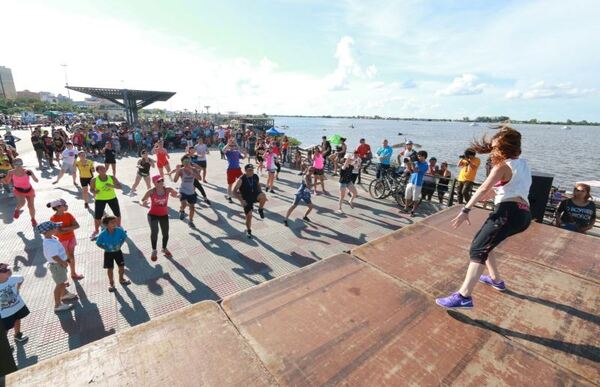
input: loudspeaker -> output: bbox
[528,172,554,222]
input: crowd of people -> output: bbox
[0,119,596,349]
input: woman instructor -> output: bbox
[436,126,532,309]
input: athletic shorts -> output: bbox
[256,156,264,163]
[1,306,30,331]
[405,183,422,201]
[197,160,207,168]
[104,158,116,165]
[60,237,77,252]
[293,192,312,206]
[180,192,198,204]
[48,263,68,284]
[80,177,92,187]
[340,182,354,189]
[313,168,324,176]
[103,250,125,269]
[61,163,76,174]
[267,167,276,174]
[94,198,121,220]
[227,168,243,185]
[470,202,531,264]
[157,160,169,168]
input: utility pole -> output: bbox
[205,105,210,116]
[61,64,71,99]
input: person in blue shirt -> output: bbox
[96,215,130,292]
[403,150,429,216]
[375,139,393,178]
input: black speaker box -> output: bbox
[528,172,554,222]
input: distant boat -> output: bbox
[470,123,478,127]
[349,124,354,128]
[562,126,572,130]
[397,132,403,136]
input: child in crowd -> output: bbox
[0,263,30,344]
[38,221,78,312]
[48,199,84,281]
[95,215,130,292]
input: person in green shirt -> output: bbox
[89,165,122,240]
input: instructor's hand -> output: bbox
[451,211,471,229]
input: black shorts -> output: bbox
[313,168,324,176]
[256,156,264,163]
[197,160,207,168]
[180,192,198,204]
[80,177,92,187]
[105,158,116,165]
[103,250,125,269]
[469,202,531,264]
[95,198,121,219]
[1,305,30,330]
[243,195,258,214]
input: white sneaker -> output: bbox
[61,292,78,301]
[54,303,73,312]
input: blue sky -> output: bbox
[2,0,600,121]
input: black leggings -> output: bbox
[148,214,169,250]
[469,202,531,264]
[193,179,207,198]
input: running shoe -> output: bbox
[265,187,269,192]
[283,219,288,227]
[479,275,507,291]
[303,216,311,222]
[151,250,158,262]
[61,292,78,301]
[54,303,73,312]
[258,208,265,219]
[162,248,173,258]
[435,292,473,309]
[246,229,252,238]
[31,219,38,227]
[179,211,185,220]
[84,203,89,209]
[204,198,211,205]
[228,197,234,204]
[13,209,21,219]
[14,332,28,343]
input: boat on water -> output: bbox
[470,123,478,127]
[562,126,572,130]
[349,124,354,128]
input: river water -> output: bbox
[275,116,600,188]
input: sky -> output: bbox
[1,0,600,121]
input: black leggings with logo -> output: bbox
[148,214,169,250]
[469,201,531,264]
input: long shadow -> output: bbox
[123,238,166,295]
[14,231,47,278]
[72,282,115,347]
[56,186,82,200]
[268,210,331,244]
[163,255,220,303]
[504,289,600,326]
[0,195,16,224]
[447,311,600,363]
[115,285,151,326]
[251,232,318,269]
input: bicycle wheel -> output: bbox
[394,189,406,207]
[369,179,388,199]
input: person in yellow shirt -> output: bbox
[456,149,480,204]
[75,151,95,209]
[0,148,13,197]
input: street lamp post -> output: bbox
[60,64,71,99]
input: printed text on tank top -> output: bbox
[149,189,169,216]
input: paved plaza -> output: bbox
[1,131,442,368]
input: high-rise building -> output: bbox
[0,66,17,99]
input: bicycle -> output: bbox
[368,167,406,199]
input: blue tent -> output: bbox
[266,127,284,136]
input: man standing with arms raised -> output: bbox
[223,139,246,203]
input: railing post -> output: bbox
[448,178,458,206]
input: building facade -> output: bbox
[0,66,17,99]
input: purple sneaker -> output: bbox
[479,275,506,291]
[435,292,473,309]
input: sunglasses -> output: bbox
[573,188,586,193]
[156,179,164,183]
[0,266,10,273]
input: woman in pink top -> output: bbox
[5,158,39,226]
[153,141,171,179]
[264,147,276,193]
[312,147,327,195]
[141,175,178,262]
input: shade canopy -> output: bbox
[266,127,284,136]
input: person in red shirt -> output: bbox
[141,175,179,261]
[355,138,372,184]
[48,199,84,280]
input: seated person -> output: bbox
[554,183,596,233]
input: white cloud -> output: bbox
[505,81,598,99]
[435,74,486,96]
[324,36,377,91]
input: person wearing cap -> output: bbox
[38,221,78,312]
[0,262,30,344]
[52,142,78,186]
[74,151,95,209]
[284,167,314,226]
[90,165,123,240]
[223,139,246,203]
[403,150,429,216]
[397,140,417,167]
[233,164,267,238]
[5,158,39,227]
[142,175,179,261]
[48,199,84,281]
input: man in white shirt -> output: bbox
[39,221,78,312]
[52,142,78,186]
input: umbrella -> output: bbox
[328,134,342,145]
[266,127,283,136]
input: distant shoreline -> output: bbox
[270,115,600,127]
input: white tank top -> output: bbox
[494,158,532,205]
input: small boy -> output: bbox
[0,263,30,343]
[38,221,78,312]
[95,215,130,292]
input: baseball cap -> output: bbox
[406,140,414,145]
[37,221,63,234]
[152,175,164,184]
[49,198,67,208]
[244,163,254,170]
[0,263,10,273]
